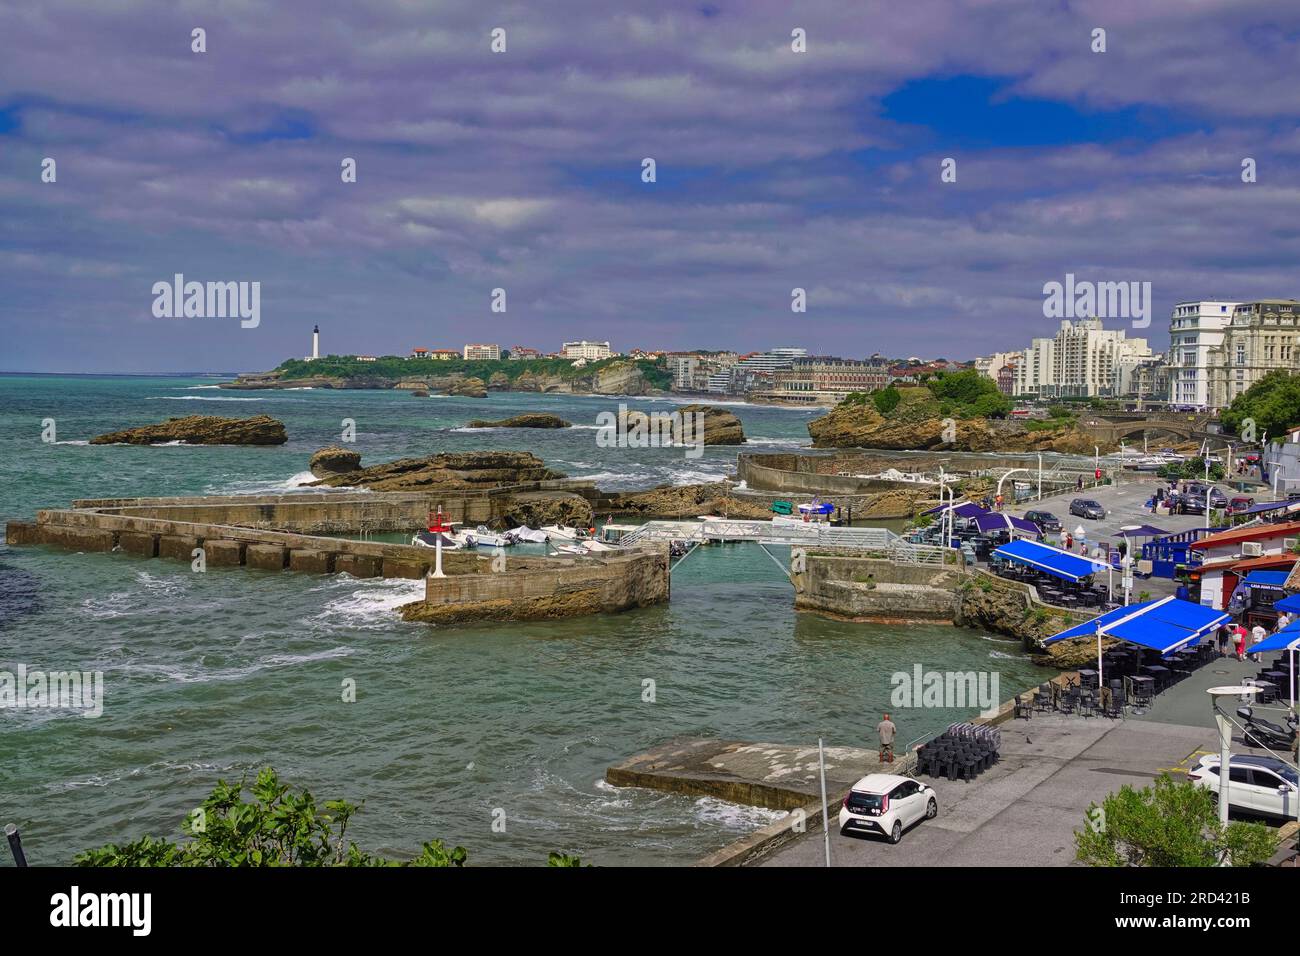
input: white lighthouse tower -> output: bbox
[310,324,320,361]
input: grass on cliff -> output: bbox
[841,370,1011,421]
[273,355,672,389]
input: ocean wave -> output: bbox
[122,645,355,684]
[449,426,493,433]
[314,579,426,629]
[210,471,331,495]
[52,440,89,446]
[186,384,222,390]
[149,395,264,402]
[692,797,786,830]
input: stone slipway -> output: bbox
[606,738,915,812]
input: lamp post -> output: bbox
[1208,684,1261,860]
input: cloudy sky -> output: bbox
[2,0,1299,373]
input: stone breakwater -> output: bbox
[5,487,670,624]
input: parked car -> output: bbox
[1228,495,1256,515]
[839,774,938,844]
[1188,754,1298,820]
[1024,510,1061,533]
[1176,495,1206,516]
[1069,498,1105,520]
[1187,484,1228,509]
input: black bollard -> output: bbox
[5,824,28,867]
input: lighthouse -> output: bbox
[311,324,320,360]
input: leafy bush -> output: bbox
[1075,774,1277,867]
[872,385,902,414]
[1220,369,1300,441]
[73,768,471,867]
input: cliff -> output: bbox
[90,415,288,446]
[619,404,745,445]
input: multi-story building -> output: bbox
[1125,356,1170,405]
[429,349,459,361]
[509,346,542,360]
[561,340,612,360]
[1167,301,1238,408]
[463,343,501,361]
[974,351,1020,382]
[758,356,890,405]
[410,347,430,359]
[1206,300,1300,409]
[996,362,1017,395]
[1010,318,1151,398]
[710,348,808,394]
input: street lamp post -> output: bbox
[1208,685,1261,863]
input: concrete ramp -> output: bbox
[606,737,915,811]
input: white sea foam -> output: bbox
[693,797,786,829]
[124,645,355,684]
[53,440,89,445]
[148,395,265,402]
[186,384,222,389]
[315,579,426,629]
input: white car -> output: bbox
[838,773,938,844]
[1188,754,1298,820]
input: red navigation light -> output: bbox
[427,507,452,534]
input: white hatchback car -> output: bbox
[838,773,938,844]
[1188,754,1298,820]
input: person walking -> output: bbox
[1234,624,1248,662]
[1251,621,1267,662]
[1217,623,1231,657]
[876,712,897,764]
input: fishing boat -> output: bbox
[772,499,835,526]
[460,526,515,548]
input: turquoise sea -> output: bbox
[0,374,1047,865]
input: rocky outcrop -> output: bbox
[309,446,362,478]
[466,413,572,429]
[410,390,429,397]
[309,451,562,491]
[90,415,288,446]
[619,404,745,445]
[601,482,772,519]
[445,377,488,398]
[808,402,1107,453]
[487,371,511,390]
[498,491,594,528]
[954,573,1095,663]
[511,360,657,396]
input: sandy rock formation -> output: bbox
[309,446,362,478]
[445,377,488,398]
[466,413,572,429]
[618,404,745,445]
[602,482,771,519]
[309,451,562,491]
[90,415,288,445]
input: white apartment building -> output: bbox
[463,343,501,360]
[1011,318,1151,398]
[1167,300,1238,409]
[974,351,1020,381]
[561,340,612,361]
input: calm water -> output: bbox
[0,375,1046,865]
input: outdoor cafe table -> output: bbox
[1077,669,1098,689]
[1129,675,1155,705]
[1141,664,1171,691]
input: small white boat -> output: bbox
[508,525,550,544]
[554,539,620,555]
[412,530,463,550]
[540,524,586,541]
[464,526,514,548]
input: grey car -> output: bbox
[1069,498,1105,520]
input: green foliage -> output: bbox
[272,354,672,390]
[839,391,869,407]
[1156,458,1225,481]
[1220,369,1300,441]
[73,767,469,867]
[547,852,588,867]
[1075,774,1278,867]
[871,385,901,415]
[925,369,1011,419]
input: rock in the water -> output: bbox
[466,413,571,429]
[445,377,487,398]
[498,490,594,528]
[410,389,429,397]
[309,446,362,478]
[90,415,287,446]
[310,451,562,490]
[602,482,770,518]
[617,404,745,445]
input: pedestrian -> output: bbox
[1217,624,1231,657]
[1076,475,1084,491]
[1234,624,1248,661]
[1064,532,1073,551]
[876,712,896,764]
[1276,611,1292,633]
[994,493,1003,512]
[1251,621,1266,662]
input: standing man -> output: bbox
[876,712,897,764]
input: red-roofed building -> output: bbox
[409,347,430,359]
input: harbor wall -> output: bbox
[403,547,670,624]
[794,555,964,621]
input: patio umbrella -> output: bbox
[1117,524,1170,538]
[1250,623,1300,708]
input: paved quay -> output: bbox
[758,655,1292,867]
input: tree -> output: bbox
[74,768,467,867]
[871,385,901,414]
[1075,774,1277,867]
[1220,369,1300,441]
[926,369,1011,418]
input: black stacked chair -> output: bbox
[915,723,1001,784]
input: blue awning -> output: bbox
[973,513,1040,536]
[1244,570,1290,590]
[922,502,988,519]
[1252,622,1300,654]
[1273,593,1300,614]
[1240,500,1292,515]
[991,539,1109,582]
[1044,597,1229,655]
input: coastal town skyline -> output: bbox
[5,2,1300,373]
